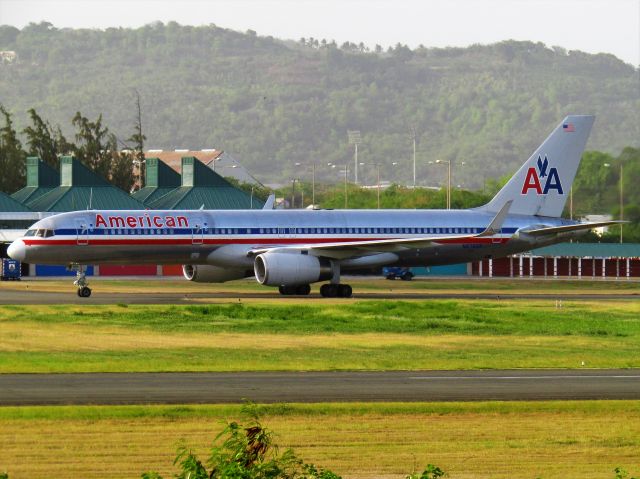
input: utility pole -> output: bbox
[312,163,316,208]
[620,163,624,243]
[344,164,348,209]
[377,164,381,209]
[348,130,361,184]
[447,160,451,209]
[411,127,417,188]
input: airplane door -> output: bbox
[192,217,204,245]
[76,219,89,246]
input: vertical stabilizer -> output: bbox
[482,115,594,217]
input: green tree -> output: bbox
[22,108,72,169]
[71,111,113,179]
[126,90,147,188]
[109,149,136,192]
[0,105,26,193]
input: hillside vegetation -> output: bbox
[0,21,638,187]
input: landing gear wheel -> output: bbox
[320,284,339,298]
[338,284,352,298]
[72,264,92,298]
[296,284,311,295]
[78,286,92,298]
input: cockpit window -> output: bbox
[35,229,45,237]
[24,229,36,237]
[44,229,54,238]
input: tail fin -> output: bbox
[482,115,595,217]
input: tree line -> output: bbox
[0,101,145,193]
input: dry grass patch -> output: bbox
[1,403,638,478]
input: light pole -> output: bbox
[619,161,624,243]
[348,130,361,184]
[291,178,298,209]
[429,159,451,209]
[295,162,316,208]
[411,127,417,188]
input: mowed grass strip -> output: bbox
[1,277,639,295]
[1,401,639,479]
[0,300,639,372]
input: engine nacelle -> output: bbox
[254,252,332,286]
[182,264,251,283]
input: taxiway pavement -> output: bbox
[1,370,639,405]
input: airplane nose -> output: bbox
[7,240,26,262]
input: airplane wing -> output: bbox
[521,220,627,236]
[249,201,513,259]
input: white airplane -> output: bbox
[8,115,621,298]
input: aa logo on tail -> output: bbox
[521,155,564,195]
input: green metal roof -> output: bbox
[27,186,145,212]
[131,157,182,206]
[145,156,263,210]
[531,242,640,258]
[11,157,59,205]
[25,156,144,212]
[0,191,32,212]
[132,187,176,205]
[146,185,261,210]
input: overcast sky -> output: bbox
[1,0,638,66]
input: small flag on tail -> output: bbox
[562,123,575,132]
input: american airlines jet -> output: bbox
[7,115,620,298]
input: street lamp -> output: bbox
[410,127,417,188]
[290,178,299,209]
[347,130,361,184]
[428,160,465,209]
[619,161,624,243]
[295,162,316,208]
[429,159,451,209]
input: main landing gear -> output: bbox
[319,262,352,298]
[319,283,352,298]
[72,264,92,298]
[277,262,353,298]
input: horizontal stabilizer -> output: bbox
[523,220,627,236]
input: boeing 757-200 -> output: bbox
[7,115,622,298]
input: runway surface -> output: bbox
[2,369,639,405]
[0,289,638,304]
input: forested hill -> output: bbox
[0,22,638,186]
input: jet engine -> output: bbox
[254,252,332,286]
[182,264,251,283]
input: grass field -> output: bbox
[0,295,639,372]
[2,277,640,295]
[1,401,639,479]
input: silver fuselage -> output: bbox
[10,208,575,269]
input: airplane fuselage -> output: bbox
[11,208,575,268]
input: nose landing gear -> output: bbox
[72,265,92,298]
